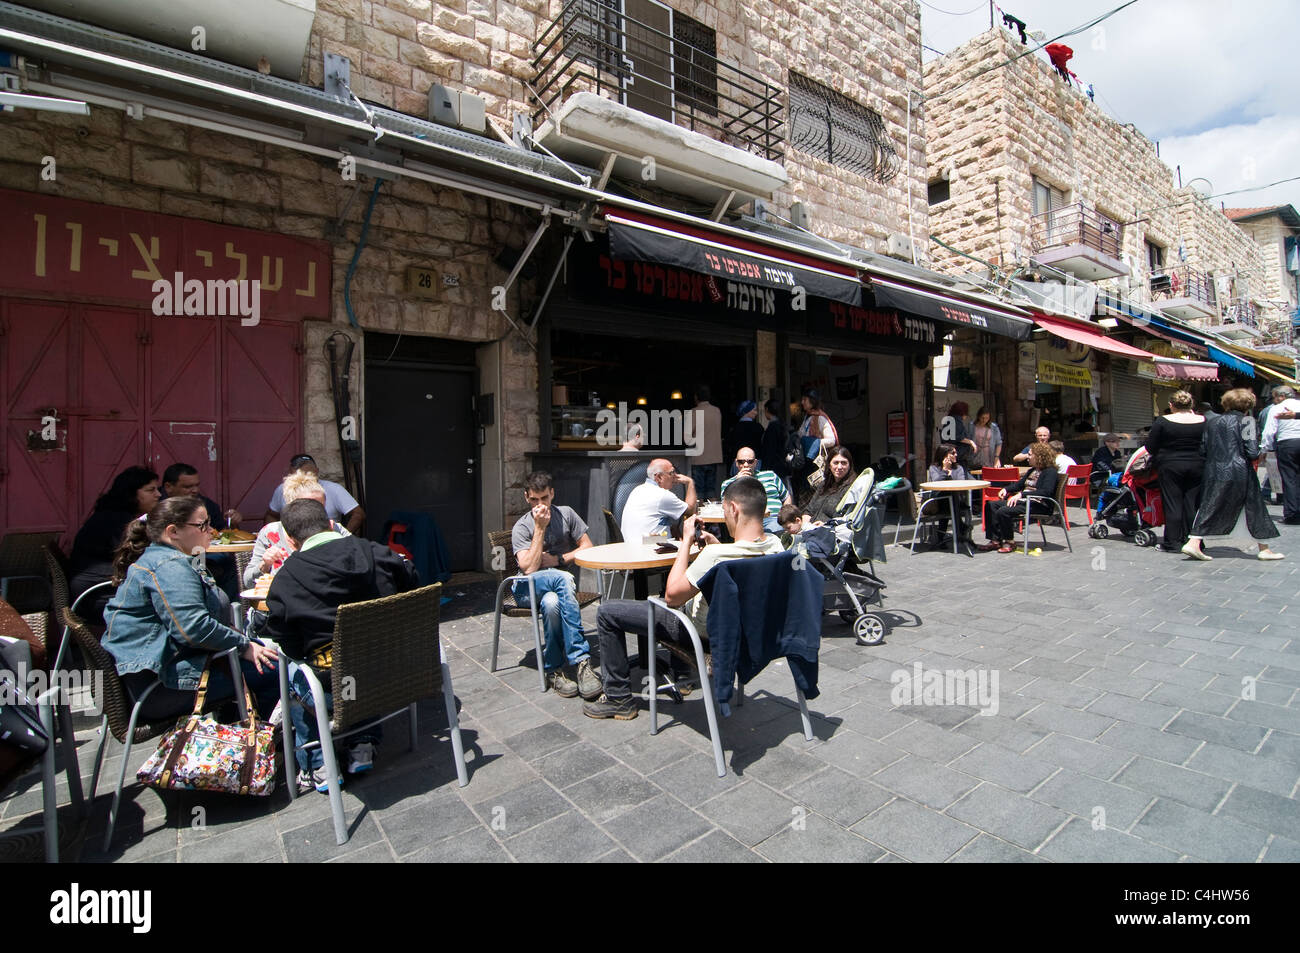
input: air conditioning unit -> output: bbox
[885,233,914,261]
[429,84,486,134]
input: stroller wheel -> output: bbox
[1135,529,1156,547]
[854,613,886,646]
[838,610,857,625]
[1091,524,1109,538]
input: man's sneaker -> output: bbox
[583,694,638,720]
[575,658,602,700]
[296,766,342,794]
[347,742,375,775]
[547,666,579,698]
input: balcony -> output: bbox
[1203,298,1262,341]
[1029,203,1129,281]
[1150,265,1218,321]
[529,0,788,206]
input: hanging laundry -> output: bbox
[1086,83,1095,101]
[1001,11,1028,44]
[1045,43,1075,83]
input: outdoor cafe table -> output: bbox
[696,503,726,523]
[572,541,698,683]
[917,480,990,557]
[207,540,256,553]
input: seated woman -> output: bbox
[979,442,1060,553]
[101,496,278,722]
[803,446,858,525]
[243,472,351,588]
[68,466,162,622]
[921,443,973,543]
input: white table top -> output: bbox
[920,480,990,492]
[572,541,698,570]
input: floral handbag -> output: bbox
[137,662,278,796]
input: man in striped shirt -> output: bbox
[721,448,791,534]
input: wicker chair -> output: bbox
[0,531,59,613]
[63,608,191,852]
[278,583,468,846]
[487,530,599,693]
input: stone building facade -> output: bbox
[1,0,936,557]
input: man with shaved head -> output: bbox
[620,457,697,541]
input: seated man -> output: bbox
[511,471,600,700]
[584,476,783,720]
[1012,426,1052,464]
[264,453,365,535]
[720,448,791,534]
[264,499,417,791]
[1091,433,1126,476]
[162,462,243,529]
[1049,440,1077,475]
[620,458,696,541]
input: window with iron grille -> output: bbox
[673,11,718,117]
[787,71,900,182]
[564,0,620,76]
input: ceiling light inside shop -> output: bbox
[670,391,683,400]
[636,397,647,405]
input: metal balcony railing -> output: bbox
[1223,298,1259,329]
[1149,265,1217,308]
[1030,203,1124,258]
[530,0,785,161]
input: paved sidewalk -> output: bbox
[3,509,1298,863]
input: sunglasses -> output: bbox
[735,458,756,466]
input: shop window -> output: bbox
[788,71,901,182]
[673,11,718,116]
[928,179,951,205]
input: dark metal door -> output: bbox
[364,361,479,571]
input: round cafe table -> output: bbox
[696,504,726,523]
[572,541,698,684]
[917,480,990,557]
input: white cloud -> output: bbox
[1159,115,1300,212]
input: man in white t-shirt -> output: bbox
[264,453,365,534]
[1049,440,1077,475]
[620,458,696,540]
[585,476,783,720]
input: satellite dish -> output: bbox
[1187,178,1213,199]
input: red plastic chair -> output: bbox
[977,466,1021,535]
[1062,463,1094,528]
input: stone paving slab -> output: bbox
[5,516,1298,862]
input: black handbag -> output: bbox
[785,430,807,472]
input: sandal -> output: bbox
[977,541,1001,552]
[997,544,1014,554]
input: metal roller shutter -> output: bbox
[1111,370,1155,432]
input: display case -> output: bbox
[553,405,607,451]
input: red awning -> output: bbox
[1033,313,1156,359]
[1153,359,1219,381]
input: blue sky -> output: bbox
[920,0,1300,213]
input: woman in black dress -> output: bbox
[1182,389,1283,561]
[1144,391,1205,552]
[69,466,162,600]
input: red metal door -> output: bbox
[147,313,221,506]
[76,306,146,525]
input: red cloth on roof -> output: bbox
[1045,44,1074,69]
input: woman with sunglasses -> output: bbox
[101,496,279,722]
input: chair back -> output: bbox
[611,459,651,525]
[602,508,624,545]
[62,608,136,743]
[330,583,443,732]
[234,549,253,586]
[43,544,70,619]
[487,530,521,579]
[1064,464,1093,492]
[0,531,60,613]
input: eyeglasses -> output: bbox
[185,519,211,531]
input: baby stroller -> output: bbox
[796,469,891,646]
[1088,447,1164,546]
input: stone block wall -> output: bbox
[0,110,539,497]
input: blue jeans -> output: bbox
[288,662,381,773]
[692,464,721,500]
[511,568,590,672]
[763,515,782,534]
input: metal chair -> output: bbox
[487,530,599,692]
[977,466,1021,536]
[62,607,242,852]
[1018,478,1073,555]
[644,552,818,778]
[278,583,468,846]
[599,508,631,599]
[873,479,914,546]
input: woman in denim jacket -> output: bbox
[102,496,279,721]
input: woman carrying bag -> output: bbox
[101,496,279,722]
[795,388,838,498]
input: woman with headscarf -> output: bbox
[1181,389,1283,561]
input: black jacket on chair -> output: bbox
[264,536,418,661]
[698,551,821,707]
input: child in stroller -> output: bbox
[788,469,892,645]
[1089,446,1164,546]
